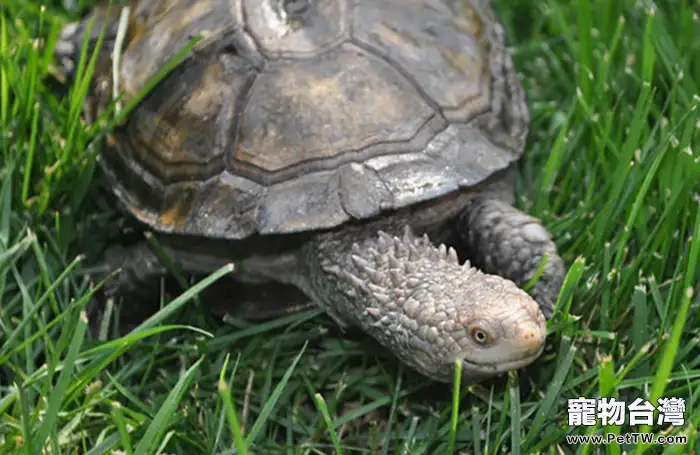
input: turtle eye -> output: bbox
[470,327,491,346]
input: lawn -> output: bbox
[0,0,698,454]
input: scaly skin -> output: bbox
[299,223,548,382]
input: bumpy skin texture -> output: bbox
[303,220,548,382]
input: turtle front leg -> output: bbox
[456,197,566,318]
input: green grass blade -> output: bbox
[633,204,700,454]
[314,393,344,455]
[448,359,463,455]
[244,342,307,446]
[132,357,203,455]
[218,378,249,455]
[508,370,521,455]
[32,310,89,449]
[130,264,234,334]
[523,340,577,449]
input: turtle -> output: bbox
[56,0,566,383]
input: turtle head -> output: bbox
[439,283,547,382]
[324,227,547,383]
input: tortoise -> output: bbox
[56,0,566,383]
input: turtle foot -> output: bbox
[457,197,566,318]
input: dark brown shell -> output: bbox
[82,0,529,239]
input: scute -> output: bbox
[352,0,492,121]
[232,44,435,174]
[88,0,528,239]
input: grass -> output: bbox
[0,0,699,453]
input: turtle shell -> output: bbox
[85,0,529,239]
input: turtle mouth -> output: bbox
[459,344,545,376]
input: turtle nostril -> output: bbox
[515,324,545,351]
